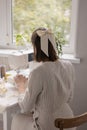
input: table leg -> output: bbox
[3,104,20,130]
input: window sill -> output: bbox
[0,48,33,57]
[0,49,80,64]
[60,54,80,64]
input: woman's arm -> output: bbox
[18,70,43,113]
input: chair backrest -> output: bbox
[55,112,87,130]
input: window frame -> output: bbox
[62,0,79,54]
[0,0,13,49]
[0,0,78,54]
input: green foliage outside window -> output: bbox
[13,0,71,55]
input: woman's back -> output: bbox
[32,59,75,130]
[11,27,76,130]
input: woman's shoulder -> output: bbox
[58,59,74,75]
[59,59,73,68]
[60,59,75,77]
[30,63,45,77]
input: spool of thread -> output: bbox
[0,65,6,78]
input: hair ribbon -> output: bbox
[36,29,56,56]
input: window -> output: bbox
[12,0,72,54]
[0,0,78,54]
[0,0,12,48]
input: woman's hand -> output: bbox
[14,74,28,93]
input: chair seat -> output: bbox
[55,112,87,130]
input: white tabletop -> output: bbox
[0,62,41,113]
[0,68,31,113]
[0,81,19,113]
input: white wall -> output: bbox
[71,0,87,129]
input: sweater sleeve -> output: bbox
[18,69,43,113]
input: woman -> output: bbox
[11,27,76,130]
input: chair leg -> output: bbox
[60,125,63,130]
[59,121,64,130]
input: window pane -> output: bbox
[12,0,71,47]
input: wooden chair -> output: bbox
[55,112,87,130]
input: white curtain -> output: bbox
[0,54,29,71]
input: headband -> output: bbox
[36,29,56,56]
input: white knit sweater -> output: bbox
[18,59,75,130]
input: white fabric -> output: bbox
[11,59,76,130]
[0,96,18,113]
[36,29,56,56]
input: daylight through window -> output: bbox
[12,0,71,53]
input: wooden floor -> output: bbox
[0,121,3,130]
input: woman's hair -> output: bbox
[31,27,58,62]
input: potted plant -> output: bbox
[55,31,66,56]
